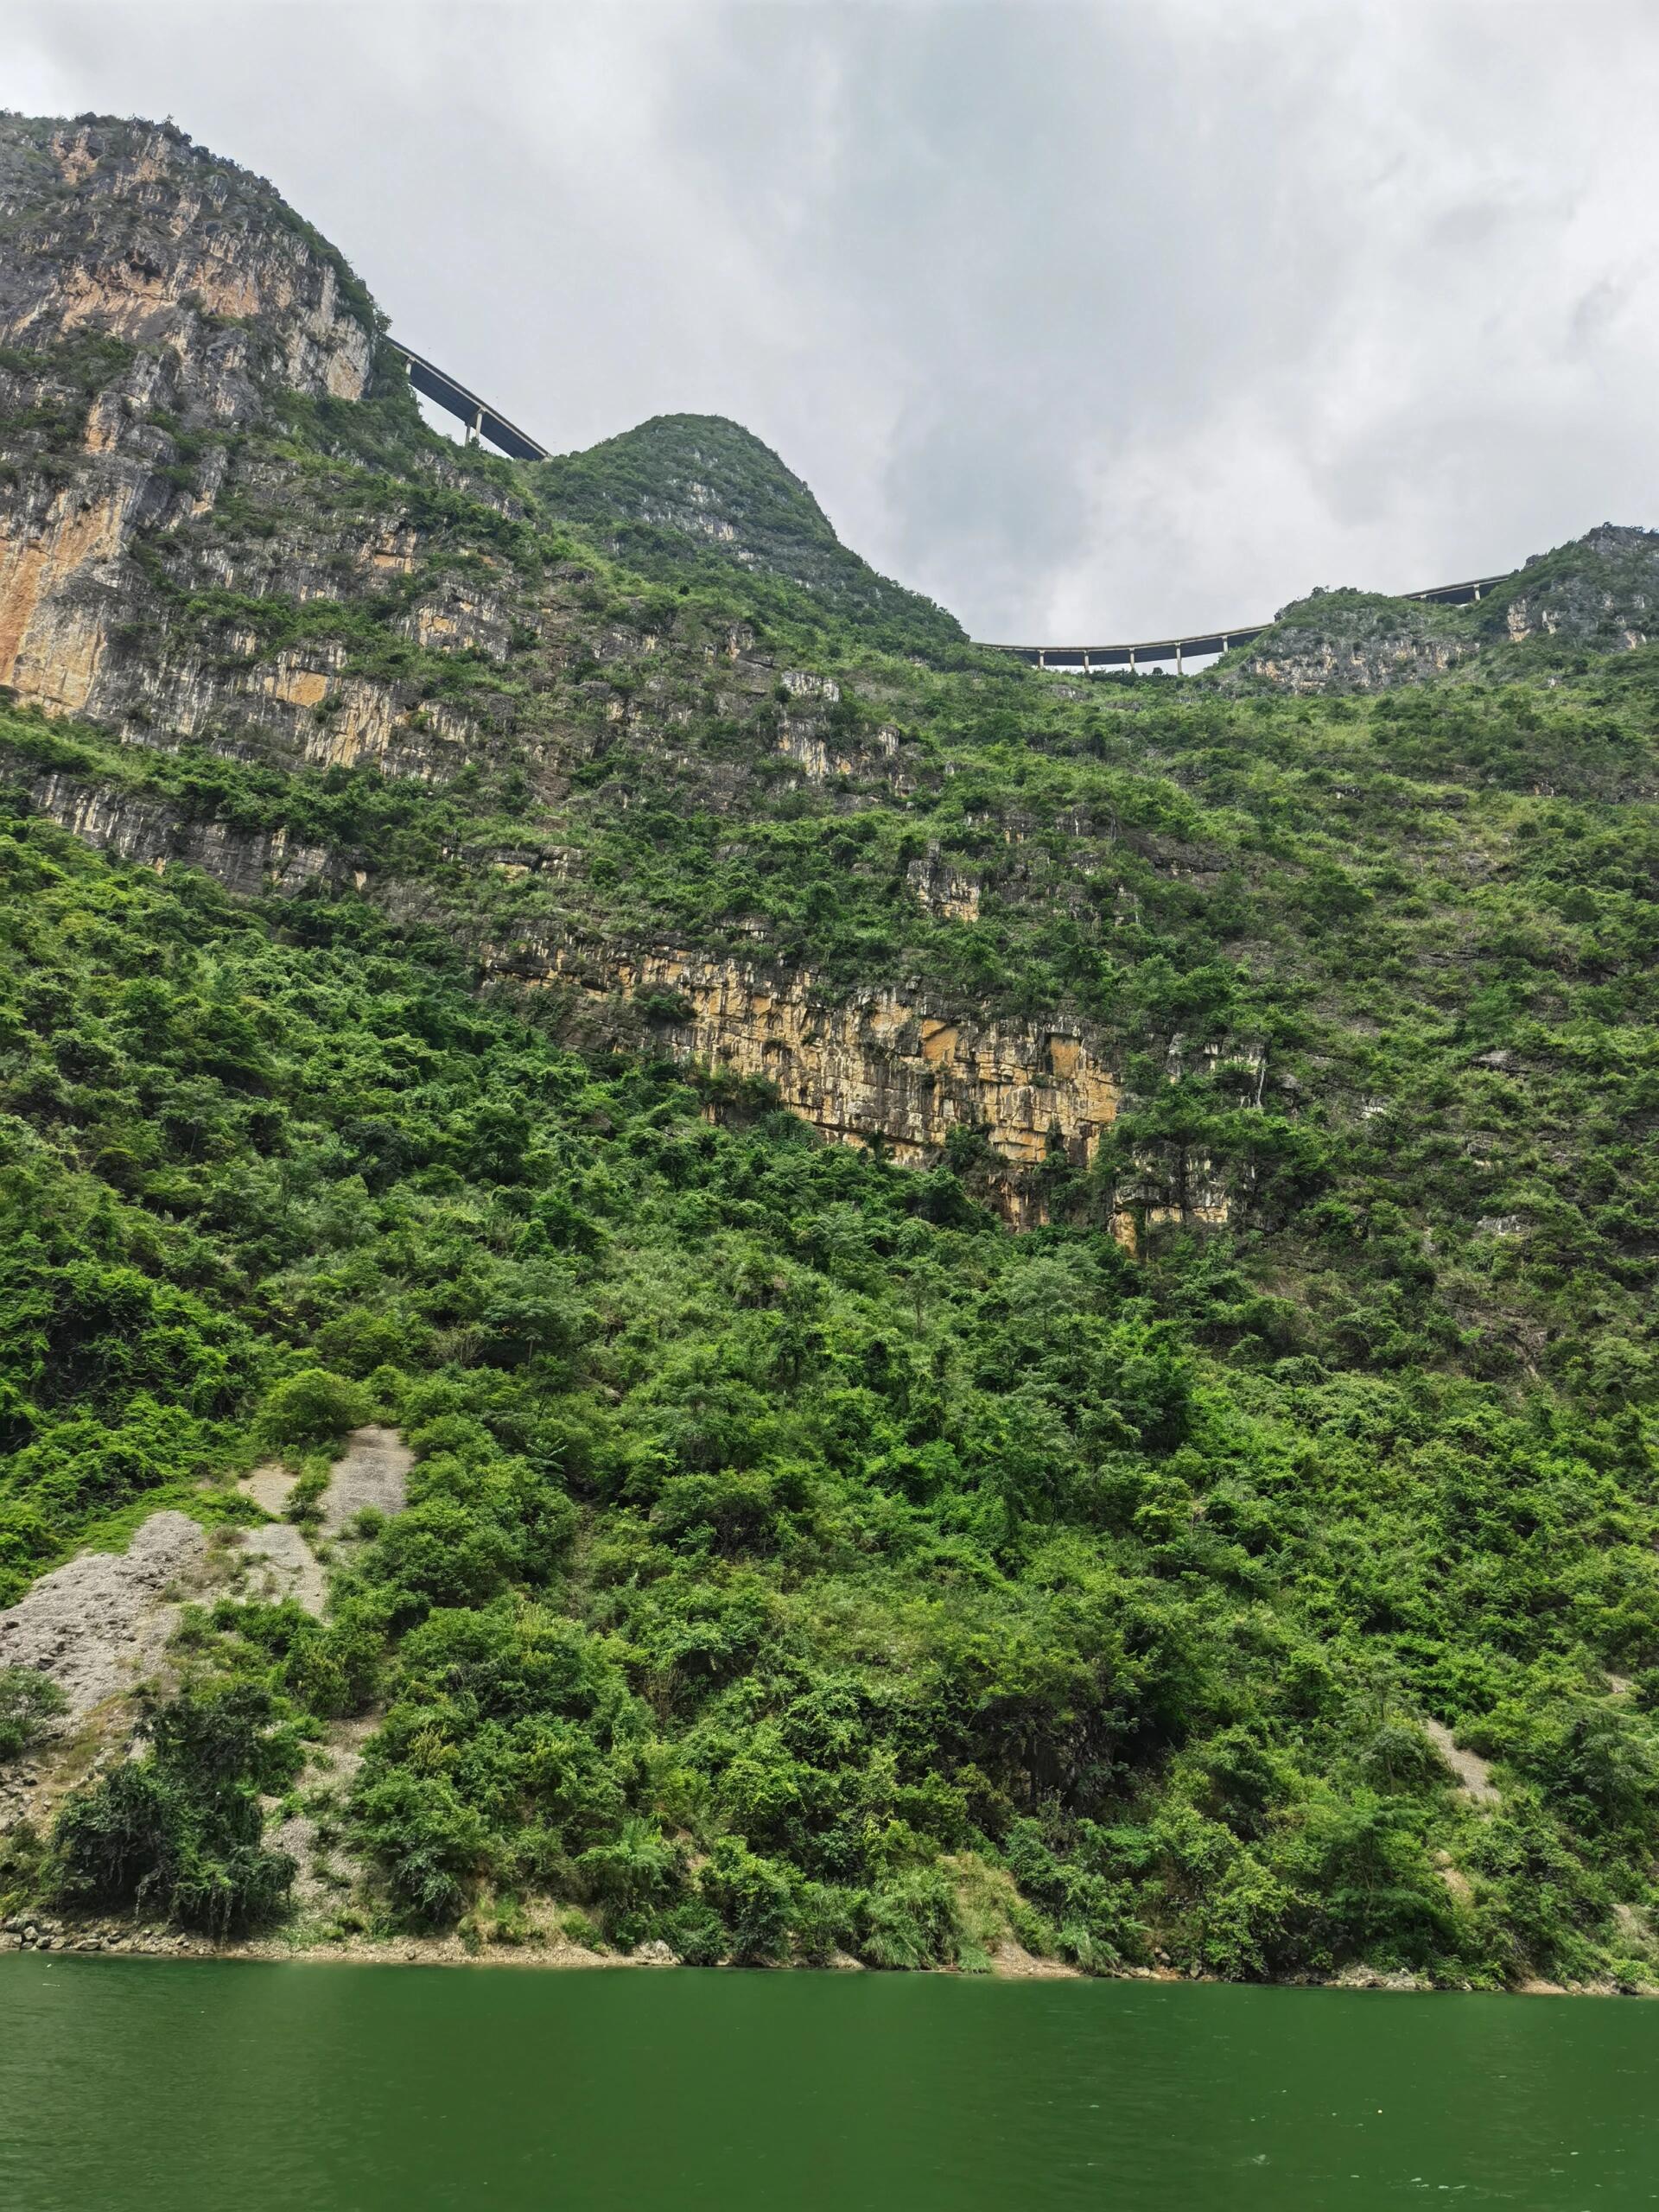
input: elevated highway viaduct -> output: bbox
[987,574,1506,673]
[386,338,1510,671]
[386,339,550,464]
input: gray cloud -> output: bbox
[4,0,1657,639]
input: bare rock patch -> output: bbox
[229,1426,411,1617]
[238,1464,298,1516]
[0,1510,209,1720]
[321,1424,414,1536]
[1423,1719,1500,1804]
[236,1520,328,1614]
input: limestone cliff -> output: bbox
[1217,590,1473,695]
[0,108,1250,1240]
[499,938,1120,1218]
[1488,524,1656,652]
[0,118,373,406]
[7,736,1125,1223]
[0,115,376,720]
[10,758,352,895]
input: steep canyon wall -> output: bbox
[0,114,1218,1231]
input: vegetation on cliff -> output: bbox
[1,112,1658,1985]
[1220,524,1659,694]
[532,411,963,657]
[3,653,1659,1979]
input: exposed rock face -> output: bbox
[232,1427,411,1616]
[0,302,231,716]
[499,938,1121,1216]
[1494,524,1656,652]
[0,425,505,772]
[319,1426,413,1538]
[0,118,374,412]
[10,759,352,894]
[15,751,1137,1224]
[1218,526,1659,694]
[905,843,982,921]
[774,715,906,789]
[118,638,486,782]
[1218,591,1472,694]
[0,1510,208,1721]
[0,114,378,735]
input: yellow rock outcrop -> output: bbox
[499,942,1121,1219]
[0,486,138,710]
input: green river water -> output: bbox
[3,1956,1657,2210]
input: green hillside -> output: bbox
[1,112,1658,1987]
[531,412,964,654]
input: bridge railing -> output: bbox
[385,339,550,463]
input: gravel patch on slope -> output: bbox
[321,1426,412,1535]
[229,1427,412,1618]
[0,1510,208,1719]
[1424,1719,1500,1804]
[227,1424,416,1618]
[238,1465,297,1516]
[236,1520,328,1614]
[233,1464,326,1612]
[229,1430,417,1916]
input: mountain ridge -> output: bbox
[531,410,964,656]
[1217,524,1659,694]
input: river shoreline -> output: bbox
[3,1916,1645,1994]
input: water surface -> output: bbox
[3,1955,1657,2209]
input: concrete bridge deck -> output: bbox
[990,575,1509,671]
[386,338,550,463]
[384,336,1510,670]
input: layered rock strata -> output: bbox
[0,116,376,722]
[14,757,1242,1239]
[499,939,1121,1216]
[12,762,353,894]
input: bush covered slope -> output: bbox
[531,412,964,656]
[1,112,1658,1984]
[6,785,1659,1980]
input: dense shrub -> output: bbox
[859,1868,963,1969]
[53,1683,298,1935]
[700,1838,793,1966]
[349,1770,492,1923]
[257,1370,372,1449]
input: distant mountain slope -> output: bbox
[534,412,964,654]
[1217,524,1659,693]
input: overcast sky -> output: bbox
[6,1,1658,639]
